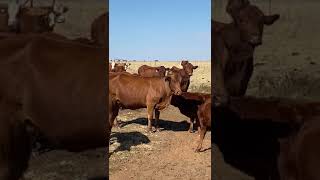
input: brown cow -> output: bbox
[138,64,170,77]
[195,96,211,152]
[0,18,108,179]
[109,70,182,132]
[170,92,210,133]
[212,0,279,104]
[170,61,198,92]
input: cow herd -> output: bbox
[213,0,320,180]
[108,60,211,152]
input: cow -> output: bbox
[212,96,320,180]
[170,61,198,92]
[0,13,108,179]
[138,64,170,77]
[212,0,280,105]
[195,96,211,152]
[109,70,183,132]
[170,92,210,133]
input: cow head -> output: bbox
[48,3,69,28]
[181,61,198,76]
[113,63,126,72]
[166,70,182,95]
[156,66,169,77]
[227,0,280,46]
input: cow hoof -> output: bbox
[156,128,162,132]
[188,130,195,133]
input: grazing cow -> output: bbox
[212,0,279,104]
[213,96,320,180]
[170,92,210,133]
[170,61,198,92]
[109,70,182,132]
[138,65,170,77]
[0,13,108,179]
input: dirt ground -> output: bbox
[213,0,320,179]
[109,61,211,180]
[0,0,108,179]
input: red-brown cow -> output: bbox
[212,0,279,104]
[195,96,211,152]
[109,71,182,132]
[170,61,198,92]
[138,64,170,77]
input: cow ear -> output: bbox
[193,66,198,69]
[165,76,171,82]
[264,14,280,25]
[226,0,250,19]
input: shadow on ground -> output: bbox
[110,131,151,154]
[120,118,191,132]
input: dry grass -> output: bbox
[126,61,211,93]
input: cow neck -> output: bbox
[164,78,173,96]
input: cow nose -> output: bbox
[249,36,262,46]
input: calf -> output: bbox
[212,0,279,104]
[170,61,198,92]
[138,64,170,77]
[109,70,182,132]
[170,92,210,133]
[195,96,211,152]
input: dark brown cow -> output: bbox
[138,64,170,77]
[170,61,198,92]
[213,96,320,180]
[109,71,182,132]
[0,13,108,179]
[212,0,279,104]
[170,92,210,133]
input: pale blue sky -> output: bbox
[109,0,211,61]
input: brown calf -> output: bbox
[138,64,170,77]
[170,92,210,133]
[109,71,182,132]
[195,96,211,152]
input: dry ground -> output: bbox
[109,61,212,180]
[213,0,320,179]
[0,0,108,179]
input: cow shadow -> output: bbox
[120,117,191,132]
[109,131,150,155]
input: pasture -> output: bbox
[213,0,320,179]
[0,0,108,179]
[109,61,212,179]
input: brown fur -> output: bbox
[109,71,182,132]
[138,65,170,77]
[170,61,198,92]
[0,12,108,180]
[212,0,279,104]
[195,96,211,152]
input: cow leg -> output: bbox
[188,118,194,133]
[146,105,155,132]
[195,126,207,152]
[155,109,161,132]
[0,105,31,180]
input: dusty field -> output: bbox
[109,61,211,179]
[213,0,320,179]
[0,0,108,179]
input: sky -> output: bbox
[109,0,211,61]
